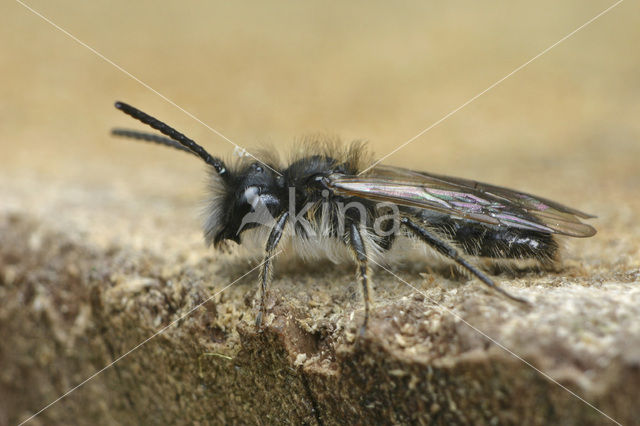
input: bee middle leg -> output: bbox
[347,222,373,336]
[256,212,289,328]
[400,217,529,305]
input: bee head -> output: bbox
[205,161,283,248]
[111,102,284,248]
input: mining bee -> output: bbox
[112,101,596,334]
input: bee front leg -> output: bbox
[256,212,289,328]
[347,222,373,336]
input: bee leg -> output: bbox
[256,212,289,328]
[401,217,530,305]
[347,222,373,336]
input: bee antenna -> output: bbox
[114,101,228,177]
[111,128,195,155]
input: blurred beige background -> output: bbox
[1,0,638,274]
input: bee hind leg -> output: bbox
[400,217,530,306]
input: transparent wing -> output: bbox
[327,165,596,237]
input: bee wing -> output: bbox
[327,165,596,237]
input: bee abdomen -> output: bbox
[445,221,558,261]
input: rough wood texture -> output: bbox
[2,1,640,424]
[1,197,639,425]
